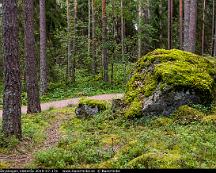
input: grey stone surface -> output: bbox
[75,104,99,118]
[142,85,203,116]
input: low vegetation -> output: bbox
[1,104,213,169]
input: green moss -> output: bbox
[125,100,142,118]
[125,49,216,118]
[149,117,174,128]
[0,162,10,169]
[126,152,181,169]
[173,105,205,125]
[202,114,216,123]
[79,98,107,111]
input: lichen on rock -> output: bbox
[124,49,216,118]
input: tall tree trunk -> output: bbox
[121,0,126,82]
[66,0,72,81]
[159,0,163,47]
[188,0,197,52]
[111,0,116,83]
[102,0,108,82]
[92,0,97,74]
[39,0,48,95]
[214,5,216,56]
[88,0,91,59]
[2,0,22,139]
[201,0,206,55]
[168,0,173,49]
[211,0,215,56]
[24,0,41,114]
[138,0,142,58]
[179,0,183,49]
[71,0,77,83]
[183,0,191,51]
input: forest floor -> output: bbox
[0,95,216,168]
[0,93,123,168]
[0,84,216,169]
[0,93,123,117]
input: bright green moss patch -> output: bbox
[125,99,142,118]
[125,49,216,118]
[126,152,181,169]
[79,98,107,111]
[173,105,205,125]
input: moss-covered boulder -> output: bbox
[75,98,107,118]
[124,49,216,118]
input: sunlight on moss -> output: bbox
[125,49,216,118]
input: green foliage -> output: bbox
[173,105,205,125]
[125,99,142,118]
[79,98,107,111]
[0,133,19,150]
[32,106,216,169]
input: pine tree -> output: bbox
[102,0,108,82]
[40,0,48,94]
[2,0,22,139]
[24,0,41,114]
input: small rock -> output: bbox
[75,104,99,118]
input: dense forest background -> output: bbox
[0,0,215,87]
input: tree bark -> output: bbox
[211,0,215,56]
[92,0,97,74]
[111,0,116,83]
[138,0,142,58]
[39,0,48,95]
[201,0,206,55]
[188,0,197,52]
[121,0,126,82]
[183,0,191,51]
[168,0,173,49]
[159,0,163,47]
[179,0,183,49]
[2,0,22,139]
[71,0,77,83]
[66,0,72,81]
[102,0,108,82]
[24,0,41,114]
[88,0,91,59]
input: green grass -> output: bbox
[32,106,216,169]
[0,63,134,108]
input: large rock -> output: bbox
[124,49,216,118]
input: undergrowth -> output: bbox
[32,106,216,169]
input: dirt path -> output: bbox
[0,93,123,168]
[0,113,71,168]
[0,93,124,118]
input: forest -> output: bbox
[0,0,216,169]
